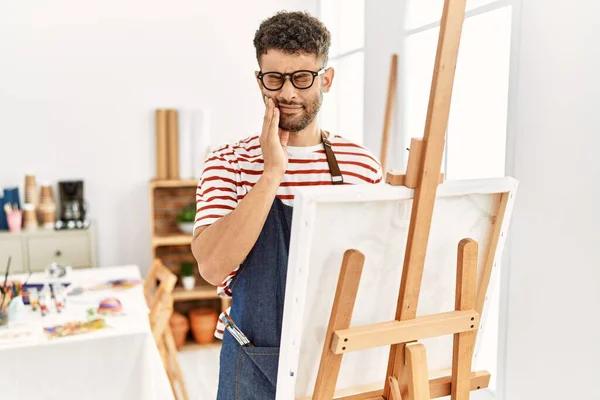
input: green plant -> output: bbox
[177,204,196,223]
[181,262,195,277]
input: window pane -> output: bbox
[406,0,502,30]
[320,0,365,58]
[320,51,364,144]
[446,6,512,180]
[404,27,439,151]
[320,59,340,137]
[404,7,511,180]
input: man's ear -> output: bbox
[321,67,335,93]
[255,71,264,92]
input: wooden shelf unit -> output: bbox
[152,234,192,248]
[150,179,230,353]
[150,179,199,189]
[172,286,220,301]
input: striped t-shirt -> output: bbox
[193,133,383,339]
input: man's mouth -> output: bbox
[279,105,303,114]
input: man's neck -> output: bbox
[285,120,322,147]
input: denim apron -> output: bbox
[216,132,342,400]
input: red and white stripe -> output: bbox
[193,133,383,340]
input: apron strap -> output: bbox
[321,131,344,185]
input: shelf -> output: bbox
[179,340,222,352]
[173,286,220,301]
[150,179,198,189]
[152,234,192,247]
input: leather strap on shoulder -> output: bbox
[321,131,344,185]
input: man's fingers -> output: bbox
[262,98,274,139]
[272,107,279,129]
[270,108,280,141]
[263,97,273,124]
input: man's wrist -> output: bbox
[260,170,284,188]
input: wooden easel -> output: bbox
[312,0,484,398]
[145,259,190,400]
[379,53,397,173]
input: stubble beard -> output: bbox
[277,90,323,133]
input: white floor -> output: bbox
[177,347,497,400]
[178,347,221,399]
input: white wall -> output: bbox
[0,0,317,273]
[504,0,600,398]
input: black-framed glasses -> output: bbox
[258,68,326,91]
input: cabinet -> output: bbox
[150,179,229,351]
[0,235,27,273]
[0,227,96,273]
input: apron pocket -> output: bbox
[236,346,280,399]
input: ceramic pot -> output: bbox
[182,276,195,290]
[178,222,194,234]
[189,307,218,344]
[169,312,190,349]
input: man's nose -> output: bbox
[278,78,297,102]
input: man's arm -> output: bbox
[192,172,281,285]
[191,98,288,285]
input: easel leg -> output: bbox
[451,239,478,400]
[313,250,366,400]
[406,343,431,400]
[164,326,189,400]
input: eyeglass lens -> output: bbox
[262,71,315,90]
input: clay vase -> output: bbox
[189,307,218,344]
[169,312,190,349]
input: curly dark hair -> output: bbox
[253,11,331,67]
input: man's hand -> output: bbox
[260,97,289,180]
[191,97,288,285]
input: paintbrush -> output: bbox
[223,313,253,347]
[1,256,11,309]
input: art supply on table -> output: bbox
[53,284,66,312]
[97,297,123,315]
[0,256,10,327]
[43,318,106,339]
[87,278,141,291]
[46,262,69,279]
[7,295,26,327]
[1,256,12,310]
[221,313,253,347]
[39,283,51,316]
[28,288,39,311]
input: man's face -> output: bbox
[256,49,334,132]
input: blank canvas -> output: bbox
[275,177,518,399]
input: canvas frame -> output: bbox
[276,177,518,399]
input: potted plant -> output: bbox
[180,262,195,291]
[176,204,196,234]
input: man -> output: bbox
[191,10,382,399]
